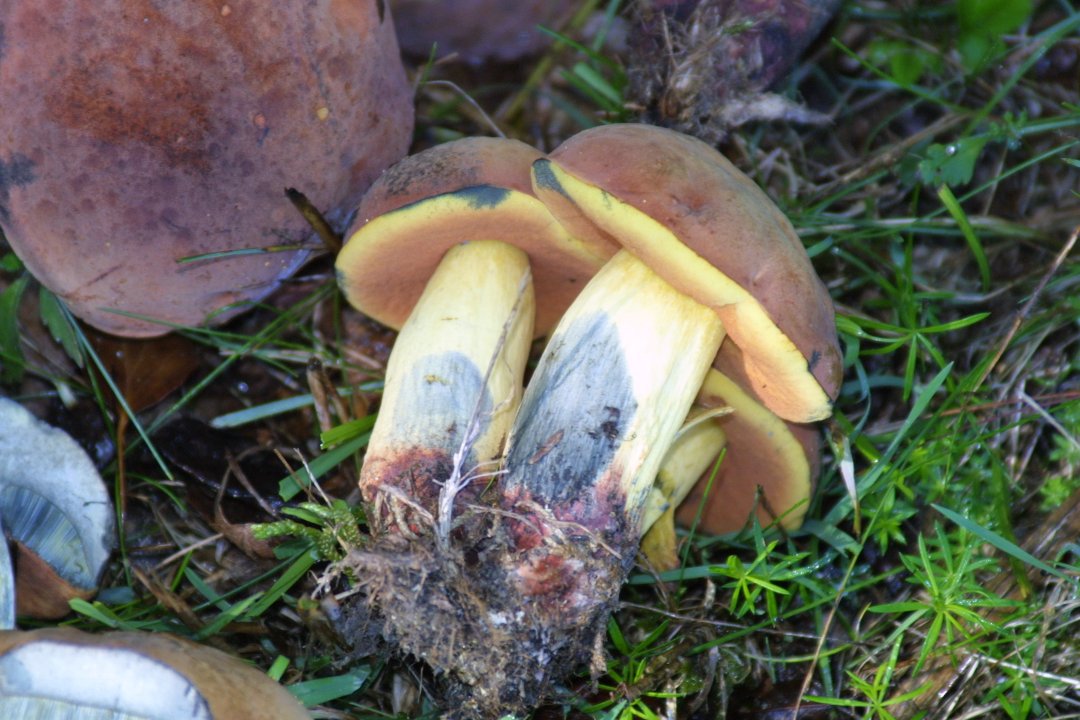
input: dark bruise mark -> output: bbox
[599,406,621,442]
[0,153,37,222]
[807,348,821,372]
[457,184,511,210]
[0,153,37,191]
[387,183,512,219]
[531,159,571,199]
[376,0,386,23]
[527,429,564,465]
[586,406,621,443]
[503,311,637,509]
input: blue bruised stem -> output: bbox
[359,241,535,535]
[498,250,723,612]
[501,311,636,537]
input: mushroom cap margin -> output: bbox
[676,369,819,534]
[532,123,842,422]
[337,137,614,335]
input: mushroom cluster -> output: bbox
[336,137,612,535]
[337,123,840,718]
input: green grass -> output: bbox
[1,0,1079,718]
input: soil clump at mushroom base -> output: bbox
[340,499,627,718]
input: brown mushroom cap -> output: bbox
[0,628,309,719]
[0,0,412,337]
[336,137,614,336]
[391,0,579,63]
[532,123,842,422]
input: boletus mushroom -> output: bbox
[339,125,839,719]
[522,123,842,558]
[531,124,841,423]
[481,123,840,703]
[640,369,823,569]
[0,627,309,719]
[673,369,824,532]
[335,137,611,535]
[0,0,412,337]
[0,398,115,620]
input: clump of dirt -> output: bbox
[339,499,635,719]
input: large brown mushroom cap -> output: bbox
[337,137,614,336]
[0,0,413,337]
[533,123,842,421]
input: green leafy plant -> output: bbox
[869,525,1019,673]
[710,539,811,619]
[540,0,631,126]
[956,0,1034,73]
[864,38,943,88]
[254,499,365,564]
[864,0,1034,85]
[1040,400,1080,511]
[807,639,930,720]
[0,254,28,385]
[580,617,694,719]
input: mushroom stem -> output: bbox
[360,240,535,536]
[639,410,728,570]
[499,249,724,619]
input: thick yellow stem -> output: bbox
[361,240,535,534]
[502,249,724,540]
